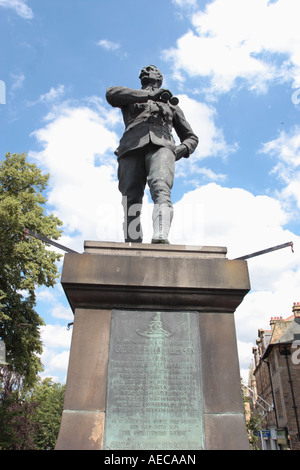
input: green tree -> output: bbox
[246,411,262,450]
[0,369,65,450]
[0,366,40,450]
[242,383,262,450]
[0,152,63,387]
[28,378,65,450]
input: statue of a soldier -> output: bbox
[106,65,198,244]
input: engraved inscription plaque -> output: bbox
[103,310,204,450]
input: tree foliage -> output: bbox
[0,366,39,450]
[27,377,65,450]
[242,384,262,450]
[0,367,65,450]
[0,152,63,387]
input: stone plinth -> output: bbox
[55,242,250,450]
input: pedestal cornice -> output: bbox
[61,242,250,313]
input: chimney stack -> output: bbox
[270,316,283,323]
[292,302,300,318]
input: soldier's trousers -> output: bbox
[118,143,175,243]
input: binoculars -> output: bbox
[160,91,179,106]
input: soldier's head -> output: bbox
[139,65,163,89]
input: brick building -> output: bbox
[249,302,300,450]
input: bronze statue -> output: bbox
[106,65,198,244]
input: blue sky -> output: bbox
[1,0,300,384]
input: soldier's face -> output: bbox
[139,66,163,88]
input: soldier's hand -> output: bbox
[175,144,188,161]
[148,89,173,102]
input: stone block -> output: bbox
[56,242,250,450]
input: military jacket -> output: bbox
[106,86,198,159]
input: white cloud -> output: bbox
[261,125,300,209]
[40,346,70,382]
[262,125,300,167]
[164,0,300,94]
[40,324,72,350]
[11,72,25,91]
[48,350,70,373]
[176,94,237,160]
[238,340,255,383]
[51,303,73,321]
[96,39,128,59]
[30,100,123,244]
[37,286,73,382]
[97,39,121,51]
[0,0,33,19]
[25,85,66,108]
[172,0,198,8]
[39,85,65,104]
[193,167,227,182]
[36,288,56,303]
[171,183,291,247]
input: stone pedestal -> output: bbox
[55,242,250,450]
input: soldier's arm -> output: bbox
[173,106,199,159]
[106,86,173,107]
[106,87,149,107]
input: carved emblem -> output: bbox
[136,312,173,338]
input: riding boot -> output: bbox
[151,203,173,244]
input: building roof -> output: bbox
[262,316,300,359]
[278,318,300,343]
